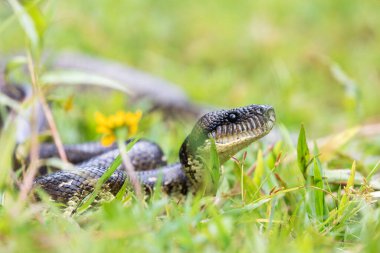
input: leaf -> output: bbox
[297,124,310,180]
[366,161,380,182]
[312,158,325,222]
[241,171,257,202]
[225,198,272,215]
[114,177,130,201]
[367,161,380,190]
[8,0,40,51]
[278,123,296,151]
[0,117,17,190]
[226,186,304,215]
[43,158,75,171]
[40,70,132,95]
[323,169,364,186]
[319,127,359,162]
[346,161,356,190]
[25,2,46,39]
[4,56,28,77]
[205,138,221,194]
[338,160,356,217]
[253,150,264,189]
[0,92,23,114]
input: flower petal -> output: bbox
[101,134,116,146]
[95,112,107,125]
[96,126,111,134]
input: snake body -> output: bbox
[34,104,276,203]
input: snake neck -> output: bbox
[179,135,210,191]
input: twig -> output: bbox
[18,52,40,202]
[37,90,68,162]
[117,139,142,200]
[18,51,68,201]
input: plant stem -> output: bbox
[117,138,142,200]
[38,90,68,162]
[18,53,40,202]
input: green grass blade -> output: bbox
[8,0,40,51]
[297,124,310,180]
[114,175,130,201]
[0,117,17,191]
[312,158,325,222]
[205,138,221,194]
[253,149,264,188]
[77,138,139,214]
[0,93,23,114]
[338,160,356,217]
[40,70,132,94]
[76,155,122,214]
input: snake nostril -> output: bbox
[263,106,276,122]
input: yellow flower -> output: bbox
[95,110,142,146]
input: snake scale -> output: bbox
[34,104,276,204]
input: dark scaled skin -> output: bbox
[38,139,167,170]
[34,104,276,204]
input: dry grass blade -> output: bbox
[318,127,359,162]
[118,139,142,200]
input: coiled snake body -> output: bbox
[34,105,276,204]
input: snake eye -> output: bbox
[228,113,238,123]
[256,107,264,115]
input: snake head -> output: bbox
[180,104,276,166]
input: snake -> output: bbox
[34,104,276,204]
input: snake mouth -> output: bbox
[210,106,275,144]
[208,105,276,162]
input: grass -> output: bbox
[1,0,380,252]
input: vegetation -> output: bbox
[1,1,380,252]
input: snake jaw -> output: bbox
[205,105,276,163]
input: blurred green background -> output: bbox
[1,0,380,138]
[1,2,380,252]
